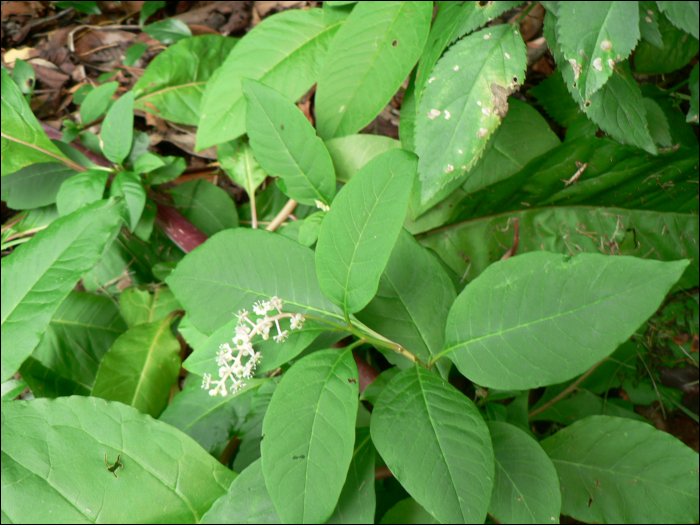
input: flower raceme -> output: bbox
[202,296,305,396]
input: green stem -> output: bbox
[667,78,689,93]
[515,2,537,25]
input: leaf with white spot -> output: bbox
[556,2,639,99]
[413,24,526,217]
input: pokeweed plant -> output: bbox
[1,1,698,524]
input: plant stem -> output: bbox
[266,198,297,232]
[515,2,537,25]
[528,358,607,418]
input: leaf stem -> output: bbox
[514,2,537,25]
[528,358,607,418]
[266,198,297,232]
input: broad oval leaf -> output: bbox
[487,421,561,524]
[133,35,237,126]
[167,228,345,335]
[111,170,146,231]
[197,8,343,150]
[119,286,181,328]
[542,415,699,523]
[91,315,181,418]
[80,81,118,125]
[324,134,401,183]
[315,1,432,139]
[1,69,73,175]
[202,459,281,524]
[168,179,238,236]
[101,91,134,165]
[1,396,235,523]
[315,149,417,314]
[143,18,192,45]
[261,348,359,524]
[1,199,124,382]
[218,140,268,202]
[370,365,495,524]
[656,0,699,40]
[0,162,77,210]
[243,79,335,207]
[56,169,109,216]
[20,291,127,398]
[413,24,526,216]
[440,252,689,390]
[556,1,639,100]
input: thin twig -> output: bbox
[251,189,259,229]
[529,359,607,418]
[266,199,297,232]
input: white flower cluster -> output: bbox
[202,296,306,396]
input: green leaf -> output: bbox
[657,0,699,39]
[421,206,699,290]
[440,252,689,390]
[55,0,100,14]
[139,0,164,26]
[370,365,494,524]
[80,81,118,125]
[218,140,268,202]
[119,286,181,327]
[327,427,376,524]
[1,69,73,175]
[1,378,27,400]
[380,498,437,524]
[197,8,343,149]
[167,228,345,335]
[101,91,134,165]
[91,315,180,417]
[315,1,432,139]
[556,2,639,100]
[133,35,237,126]
[356,229,455,371]
[20,291,127,398]
[202,459,280,524]
[530,388,648,424]
[56,169,108,216]
[399,70,417,152]
[143,18,192,45]
[233,381,277,472]
[243,79,336,207]
[414,1,523,104]
[1,396,234,523]
[633,6,699,74]
[324,134,401,183]
[124,42,148,66]
[542,415,699,523]
[316,149,417,314]
[160,374,264,455]
[111,170,146,231]
[12,58,35,95]
[642,97,672,147]
[413,24,527,215]
[687,62,699,123]
[148,155,186,185]
[0,162,77,210]
[169,179,238,236]
[1,199,123,382]
[262,348,359,524]
[487,421,561,524]
[638,1,664,48]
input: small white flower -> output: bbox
[290,313,306,330]
[217,346,232,366]
[315,200,330,212]
[274,330,289,343]
[236,309,249,321]
[268,296,284,312]
[202,373,212,389]
[253,300,269,316]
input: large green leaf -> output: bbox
[133,35,237,125]
[327,427,376,524]
[243,79,336,207]
[169,179,238,236]
[218,140,268,204]
[315,149,417,314]
[324,135,401,183]
[370,365,494,524]
[556,2,639,99]
[656,0,699,39]
[1,199,124,382]
[233,381,277,473]
[487,421,561,524]
[19,291,127,398]
[1,396,235,523]
[201,459,280,524]
[101,91,134,165]
[1,69,73,176]
[440,252,689,390]
[91,315,181,418]
[414,1,523,104]
[80,81,118,125]
[356,229,455,370]
[119,286,181,327]
[261,348,359,524]
[196,8,343,150]
[413,24,527,216]
[0,162,77,210]
[420,206,699,289]
[315,1,431,139]
[167,228,345,335]
[542,416,699,523]
[56,169,109,216]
